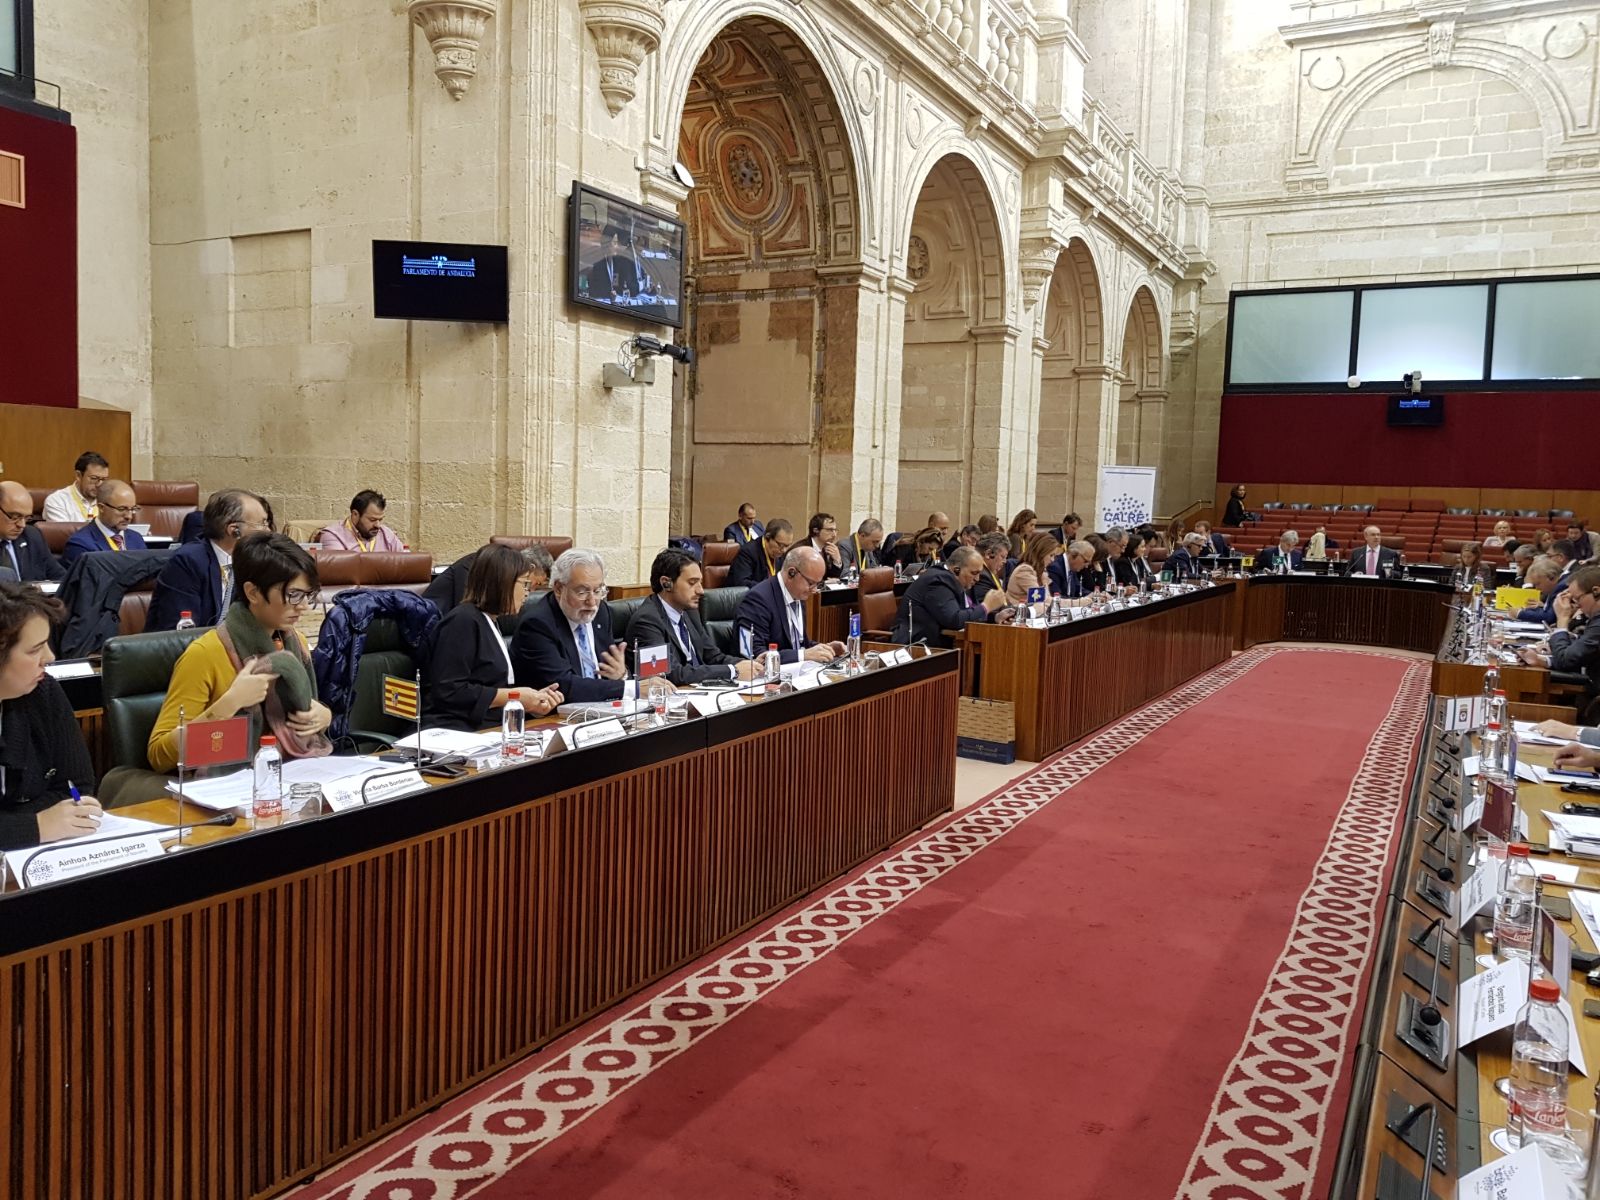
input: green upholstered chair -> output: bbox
[98,626,208,807]
[699,585,748,656]
[344,617,423,748]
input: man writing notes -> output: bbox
[723,502,764,546]
[728,518,794,588]
[0,483,64,583]
[146,489,272,630]
[626,549,760,685]
[510,548,632,701]
[318,490,405,553]
[1345,526,1400,577]
[734,545,845,665]
[60,481,147,565]
[42,451,110,524]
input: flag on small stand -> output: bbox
[182,716,251,769]
[382,674,420,721]
[638,643,670,678]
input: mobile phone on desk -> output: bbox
[1562,801,1600,817]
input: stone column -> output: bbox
[1136,385,1168,476]
[969,323,1021,521]
[816,265,888,525]
[1071,362,1120,523]
[877,276,919,526]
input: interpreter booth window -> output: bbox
[0,0,30,84]
[1492,279,1600,381]
[1355,284,1489,383]
[1227,290,1353,385]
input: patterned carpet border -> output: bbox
[304,646,1424,1200]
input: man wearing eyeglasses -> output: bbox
[0,481,64,583]
[734,545,846,665]
[41,451,110,523]
[147,489,273,630]
[60,480,147,566]
[511,547,650,702]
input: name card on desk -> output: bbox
[790,670,823,691]
[1443,695,1487,732]
[5,835,167,888]
[323,768,429,812]
[1458,958,1588,1073]
[1459,781,1485,833]
[569,717,627,749]
[880,648,912,667]
[1458,1143,1569,1200]
[1455,862,1497,924]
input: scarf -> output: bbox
[216,603,331,759]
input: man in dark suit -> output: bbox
[1522,566,1600,693]
[0,481,65,583]
[734,546,844,665]
[591,225,642,300]
[510,548,632,701]
[970,533,1011,604]
[60,480,148,566]
[798,512,845,579]
[722,502,764,547]
[1048,540,1094,597]
[728,518,794,589]
[1516,556,1566,623]
[425,543,553,615]
[1344,526,1401,578]
[839,519,885,574]
[894,547,1011,648]
[146,489,272,630]
[1253,531,1304,573]
[940,524,980,563]
[625,549,759,685]
[1049,512,1082,547]
[1193,520,1230,557]
[1165,534,1208,581]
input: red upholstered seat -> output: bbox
[132,480,200,539]
[702,541,740,568]
[490,535,574,559]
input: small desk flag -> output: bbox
[382,674,420,720]
[182,716,250,769]
[638,643,670,678]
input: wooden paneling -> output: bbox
[1216,482,1600,524]
[3,661,957,1200]
[0,402,133,488]
[1239,576,1453,654]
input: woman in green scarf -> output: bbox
[148,533,332,772]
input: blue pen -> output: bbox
[68,780,83,805]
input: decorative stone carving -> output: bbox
[1018,237,1062,309]
[579,0,667,116]
[408,0,496,100]
[907,235,931,281]
[1427,17,1457,67]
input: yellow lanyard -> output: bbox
[347,518,376,553]
[989,569,1002,590]
[74,489,96,520]
[102,527,123,551]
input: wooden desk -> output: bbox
[0,652,958,1200]
[963,584,1236,761]
[805,579,910,645]
[1237,573,1454,653]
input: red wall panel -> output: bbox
[0,103,77,407]
[1217,391,1592,489]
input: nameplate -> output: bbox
[790,670,823,691]
[5,835,167,889]
[1458,1142,1568,1199]
[1454,862,1496,924]
[323,769,429,812]
[1442,694,1488,732]
[570,717,627,749]
[1459,784,1485,833]
[882,648,912,667]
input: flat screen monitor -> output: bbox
[1387,393,1444,427]
[372,240,509,322]
[568,182,685,328]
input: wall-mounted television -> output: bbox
[568,181,685,328]
[1387,393,1444,427]
[373,239,508,322]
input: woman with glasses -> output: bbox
[148,533,333,773]
[425,544,562,731]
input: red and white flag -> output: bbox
[181,716,250,768]
[637,643,670,678]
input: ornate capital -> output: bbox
[1019,237,1063,310]
[580,0,667,116]
[409,0,496,100]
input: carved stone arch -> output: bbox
[1034,235,1109,523]
[898,138,1010,327]
[1305,41,1571,178]
[1122,285,1164,391]
[655,1,870,261]
[1044,236,1106,368]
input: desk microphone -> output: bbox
[1417,935,1446,1029]
[16,811,240,885]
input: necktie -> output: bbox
[220,564,234,610]
[676,616,697,665]
[1367,548,1376,574]
[112,533,125,551]
[4,540,18,577]
[575,622,598,679]
[789,600,805,648]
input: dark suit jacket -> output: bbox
[839,536,881,573]
[799,537,844,579]
[1126,555,1155,587]
[1203,532,1231,556]
[1,529,64,583]
[1519,572,1570,623]
[1166,547,1202,579]
[1047,555,1077,597]
[146,540,225,630]
[1345,546,1401,577]
[728,538,782,589]
[1253,547,1304,573]
[1222,497,1249,526]
[424,602,514,730]
[893,569,989,648]
[1110,556,1137,587]
[423,549,477,614]
[1549,619,1600,694]
[624,594,740,685]
[509,591,623,701]
[60,522,146,566]
[734,575,814,665]
[970,564,1008,604]
[722,520,764,546]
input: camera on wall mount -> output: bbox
[602,334,695,389]
[1403,369,1423,395]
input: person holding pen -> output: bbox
[0,582,103,849]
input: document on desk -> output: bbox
[393,728,502,756]
[1572,891,1600,952]
[1533,765,1600,790]
[168,769,254,810]
[1514,721,1573,747]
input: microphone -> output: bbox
[16,810,241,885]
[1417,933,1445,1030]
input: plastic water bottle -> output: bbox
[1493,842,1538,963]
[1502,719,1520,785]
[501,690,526,760]
[1482,663,1501,702]
[175,610,196,630]
[1508,977,1569,1148]
[763,642,780,691]
[846,612,862,674]
[252,735,283,824]
[1482,721,1508,788]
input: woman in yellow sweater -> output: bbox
[148,533,332,773]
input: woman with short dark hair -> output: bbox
[148,533,334,773]
[425,544,562,731]
[0,582,103,848]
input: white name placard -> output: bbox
[1455,863,1497,924]
[881,648,912,667]
[570,717,628,749]
[5,835,168,888]
[323,769,430,813]
[1458,1143,1568,1200]
[790,670,823,691]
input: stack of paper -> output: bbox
[1514,720,1572,747]
[393,728,502,756]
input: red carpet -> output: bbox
[299,646,1428,1200]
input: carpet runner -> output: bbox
[297,645,1428,1200]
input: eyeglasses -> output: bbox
[285,588,319,606]
[104,504,142,517]
[567,585,608,602]
[789,569,825,591]
[0,507,26,523]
